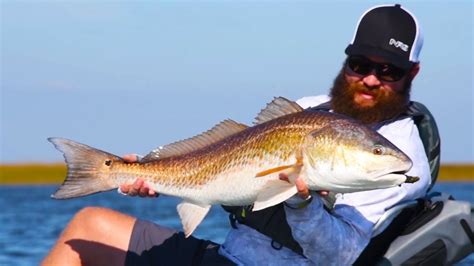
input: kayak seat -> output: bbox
[354,192,474,265]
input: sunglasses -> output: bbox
[345,56,408,82]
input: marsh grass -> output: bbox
[437,164,474,181]
[0,163,472,184]
[0,164,66,184]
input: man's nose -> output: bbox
[362,72,381,88]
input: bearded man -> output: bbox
[329,58,415,125]
[42,4,432,266]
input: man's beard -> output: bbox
[329,69,412,125]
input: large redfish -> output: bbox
[49,97,418,236]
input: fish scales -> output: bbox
[111,111,337,190]
[48,97,418,236]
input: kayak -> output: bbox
[373,191,474,264]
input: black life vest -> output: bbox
[221,100,441,257]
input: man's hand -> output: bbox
[279,173,328,199]
[119,154,159,197]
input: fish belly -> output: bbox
[147,168,279,207]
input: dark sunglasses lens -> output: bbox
[347,56,407,82]
[378,65,406,82]
[347,57,372,75]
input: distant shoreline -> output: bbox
[0,163,473,185]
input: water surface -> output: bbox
[0,183,472,265]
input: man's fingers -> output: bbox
[127,186,138,196]
[121,154,158,198]
[295,178,309,199]
[133,179,144,190]
[125,179,142,196]
[298,190,309,199]
[280,173,309,199]
[120,178,159,198]
[123,154,139,163]
[279,173,289,182]
[119,184,130,194]
[280,172,327,199]
[138,184,150,197]
[318,190,329,197]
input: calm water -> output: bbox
[0,183,473,265]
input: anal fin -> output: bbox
[177,201,211,237]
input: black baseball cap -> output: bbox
[345,4,423,69]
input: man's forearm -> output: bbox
[285,195,373,265]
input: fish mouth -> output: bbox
[386,171,420,184]
[391,170,407,175]
[372,169,407,180]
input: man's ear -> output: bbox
[408,63,420,80]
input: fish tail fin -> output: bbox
[48,137,122,199]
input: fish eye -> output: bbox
[372,145,385,155]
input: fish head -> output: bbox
[302,120,413,191]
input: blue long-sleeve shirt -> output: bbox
[218,95,431,265]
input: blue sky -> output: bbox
[1,1,473,163]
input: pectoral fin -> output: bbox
[282,160,303,184]
[255,165,294,177]
[252,180,298,211]
[177,202,211,237]
[255,158,303,178]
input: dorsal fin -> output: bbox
[254,97,304,125]
[141,119,248,162]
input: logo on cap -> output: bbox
[389,38,409,52]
